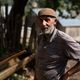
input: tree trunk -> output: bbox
[6,0,28,52]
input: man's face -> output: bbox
[38,16,57,34]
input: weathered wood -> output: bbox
[0,53,35,80]
[22,53,35,69]
[0,50,26,65]
[0,64,18,80]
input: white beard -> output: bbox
[42,25,55,35]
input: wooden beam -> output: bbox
[0,50,26,65]
[0,53,35,80]
[0,64,18,80]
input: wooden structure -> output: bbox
[0,50,35,80]
[58,19,80,42]
[0,0,37,79]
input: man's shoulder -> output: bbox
[57,30,76,42]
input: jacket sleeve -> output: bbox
[59,30,80,61]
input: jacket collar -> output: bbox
[50,28,57,42]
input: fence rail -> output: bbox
[0,50,35,80]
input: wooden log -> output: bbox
[0,53,35,80]
[0,64,18,80]
[0,50,26,65]
[22,53,35,69]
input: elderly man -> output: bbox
[35,8,80,80]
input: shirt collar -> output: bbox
[50,28,57,42]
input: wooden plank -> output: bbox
[0,53,35,80]
[0,50,26,65]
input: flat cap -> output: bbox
[38,8,56,18]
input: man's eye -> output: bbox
[39,18,50,22]
[45,19,49,22]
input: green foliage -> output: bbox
[45,0,54,8]
[9,73,28,80]
[0,0,13,5]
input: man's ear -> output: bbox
[54,19,57,25]
[55,19,57,22]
